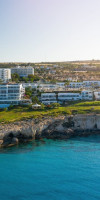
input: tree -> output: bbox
[25,87,32,97]
[41,103,45,109]
[64,80,70,86]
[51,79,56,84]
[0,79,3,84]
[11,73,20,82]
[21,77,28,83]
[28,74,34,79]
[28,75,40,82]
[32,96,40,104]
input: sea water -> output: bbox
[0,135,100,200]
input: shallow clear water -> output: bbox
[0,135,100,200]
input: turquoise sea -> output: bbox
[0,135,100,200]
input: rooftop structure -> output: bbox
[32,103,41,109]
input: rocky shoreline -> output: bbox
[0,114,100,147]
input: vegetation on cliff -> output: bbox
[0,101,100,123]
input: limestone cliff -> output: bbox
[0,114,100,147]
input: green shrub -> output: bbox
[51,103,60,108]
[8,105,14,110]
[72,110,78,114]
[3,107,8,112]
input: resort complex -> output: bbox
[0,63,100,108]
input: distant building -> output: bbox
[11,66,34,77]
[0,68,11,82]
[66,77,78,82]
[53,65,58,68]
[40,66,44,69]
[56,82,65,87]
[49,70,56,74]
[83,81,100,87]
[82,65,96,69]
[68,82,83,88]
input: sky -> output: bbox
[0,0,100,62]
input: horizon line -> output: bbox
[0,59,100,64]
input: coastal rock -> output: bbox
[1,114,100,147]
[11,137,19,145]
[0,140,3,146]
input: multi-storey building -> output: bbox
[67,82,83,88]
[41,92,82,104]
[81,90,93,100]
[11,66,34,77]
[0,84,26,108]
[67,81,100,89]
[94,92,100,100]
[22,83,38,89]
[0,68,11,82]
[41,93,57,105]
[41,90,94,104]
[58,93,82,103]
[83,81,100,87]
[39,84,58,91]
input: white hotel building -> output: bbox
[83,81,100,87]
[94,92,100,100]
[0,68,11,82]
[41,93,57,105]
[11,66,34,77]
[0,84,26,108]
[81,90,93,100]
[68,82,83,88]
[41,90,94,104]
[58,93,82,103]
[41,92,82,105]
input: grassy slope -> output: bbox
[0,101,100,123]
